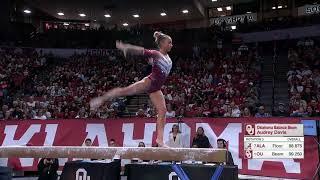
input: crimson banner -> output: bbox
[0,118,319,179]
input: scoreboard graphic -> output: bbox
[244,124,304,159]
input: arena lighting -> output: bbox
[57,12,64,16]
[278,5,283,9]
[85,23,90,27]
[63,22,69,26]
[272,6,276,9]
[182,9,189,14]
[226,6,232,10]
[231,25,236,30]
[23,9,31,14]
[217,7,223,11]
[123,23,129,26]
[79,13,86,17]
[212,0,217,1]
[104,14,111,18]
[246,11,252,14]
[160,12,167,16]
[133,14,140,18]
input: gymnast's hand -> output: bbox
[116,40,128,58]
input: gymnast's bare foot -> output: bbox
[90,94,113,110]
[89,97,104,110]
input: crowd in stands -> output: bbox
[235,14,320,33]
[287,40,320,117]
[30,25,212,50]
[0,47,134,120]
[158,48,263,118]
[11,13,317,49]
[0,44,267,120]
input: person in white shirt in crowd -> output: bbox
[167,124,183,148]
[33,109,47,120]
[164,89,173,102]
[27,96,36,108]
[230,101,241,117]
[165,104,175,118]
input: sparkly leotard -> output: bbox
[144,49,172,93]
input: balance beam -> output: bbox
[0,146,227,162]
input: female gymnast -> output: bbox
[90,31,173,147]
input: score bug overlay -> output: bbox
[244,124,304,159]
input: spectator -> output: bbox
[136,108,147,118]
[176,106,186,117]
[75,107,88,118]
[312,69,320,88]
[202,103,211,117]
[27,96,36,108]
[0,105,9,119]
[142,104,153,117]
[167,124,183,148]
[74,138,93,161]
[217,139,234,165]
[4,110,12,120]
[138,142,146,147]
[109,139,117,147]
[11,106,23,119]
[223,107,232,117]
[192,127,211,148]
[290,107,307,117]
[246,93,259,108]
[230,101,241,117]
[211,106,223,117]
[241,107,252,117]
[33,110,47,120]
[255,105,271,117]
[165,104,176,118]
[290,94,307,112]
[305,106,317,117]
[273,103,289,117]
[135,142,149,163]
[37,158,59,180]
[84,138,92,147]
[309,99,320,114]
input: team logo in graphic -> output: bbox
[245,124,255,135]
[76,168,90,180]
[245,150,253,159]
[169,172,181,180]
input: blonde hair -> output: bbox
[153,31,170,48]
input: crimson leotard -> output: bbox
[144,49,172,93]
